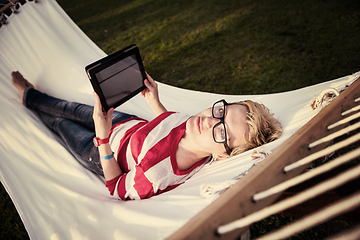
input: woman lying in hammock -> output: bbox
[11,71,282,200]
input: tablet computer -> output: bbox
[85,44,147,112]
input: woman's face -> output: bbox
[185,103,249,158]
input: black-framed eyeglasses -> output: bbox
[212,99,232,155]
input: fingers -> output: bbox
[143,79,154,90]
[93,92,108,117]
[145,72,157,88]
[145,72,153,82]
[93,92,115,117]
[142,73,160,102]
[106,108,114,120]
[142,74,157,98]
[141,88,148,97]
[144,79,150,88]
[93,92,102,113]
[93,91,100,103]
[141,83,150,97]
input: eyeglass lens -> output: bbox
[213,123,226,142]
[212,101,225,118]
[212,100,227,142]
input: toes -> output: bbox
[11,71,35,90]
[11,71,22,79]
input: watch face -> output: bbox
[93,137,98,147]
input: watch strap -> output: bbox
[93,137,110,147]
[98,137,110,145]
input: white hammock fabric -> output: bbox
[0,1,357,239]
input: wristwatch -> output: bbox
[93,137,110,147]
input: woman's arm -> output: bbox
[92,92,123,181]
[141,73,167,116]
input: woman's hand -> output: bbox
[141,73,167,116]
[93,92,114,139]
[141,73,160,105]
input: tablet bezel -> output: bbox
[85,44,147,112]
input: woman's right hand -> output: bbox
[92,92,114,139]
[93,92,123,181]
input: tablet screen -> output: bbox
[86,45,146,112]
[95,54,142,107]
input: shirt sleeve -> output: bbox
[105,165,157,200]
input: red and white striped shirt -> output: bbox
[106,112,208,200]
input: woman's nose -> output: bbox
[206,116,220,128]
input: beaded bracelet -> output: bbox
[100,152,114,160]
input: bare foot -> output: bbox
[11,71,34,104]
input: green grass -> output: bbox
[250,214,355,239]
[56,0,359,95]
[1,0,360,239]
[0,183,29,240]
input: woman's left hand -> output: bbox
[141,72,167,116]
[93,92,114,139]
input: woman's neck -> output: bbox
[176,138,209,171]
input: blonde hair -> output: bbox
[229,100,282,157]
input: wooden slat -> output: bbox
[168,76,360,240]
[254,146,360,202]
[278,159,360,222]
[260,191,360,240]
[217,163,360,234]
[327,225,360,240]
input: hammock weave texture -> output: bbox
[0,0,357,239]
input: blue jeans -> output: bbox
[23,88,135,176]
